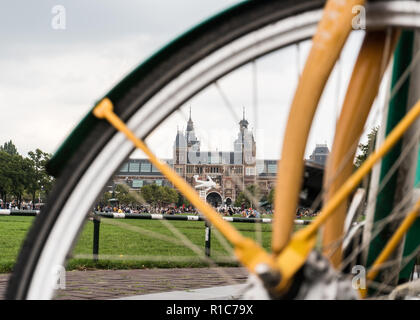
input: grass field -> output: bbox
[0,215,307,273]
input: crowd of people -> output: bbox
[0,199,43,210]
[96,203,318,219]
[217,206,262,218]
[97,204,199,215]
[97,203,270,218]
[296,207,318,218]
[2,198,317,219]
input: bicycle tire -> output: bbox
[7,0,420,299]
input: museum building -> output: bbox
[113,111,327,207]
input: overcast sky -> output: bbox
[0,1,383,160]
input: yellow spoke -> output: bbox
[359,198,420,298]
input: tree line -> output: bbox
[99,183,189,208]
[97,180,275,210]
[0,140,54,208]
[234,184,274,209]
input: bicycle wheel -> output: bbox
[6,0,420,299]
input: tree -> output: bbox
[266,188,275,205]
[0,140,18,156]
[355,126,378,168]
[177,191,191,207]
[0,151,13,202]
[354,127,379,201]
[112,184,139,206]
[0,144,54,207]
[8,155,31,205]
[161,186,178,206]
[98,188,113,207]
[140,184,158,206]
[0,151,33,206]
[234,184,261,208]
[27,149,54,208]
[140,184,178,207]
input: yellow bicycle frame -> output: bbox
[272,0,365,255]
[323,30,399,267]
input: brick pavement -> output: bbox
[0,267,249,300]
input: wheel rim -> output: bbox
[10,1,420,299]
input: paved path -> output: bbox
[119,284,247,300]
[0,267,249,300]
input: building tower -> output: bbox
[234,107,256,165]
[174,107,201,166]
[173,127,187,165]
[185,107,200,152]
[309,143,330,166]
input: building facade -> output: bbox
[114,111,326,207]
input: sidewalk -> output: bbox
[0,267,248,300]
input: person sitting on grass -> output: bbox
[228,206,234,216]
[248,209,256,218]
[254,209,261,218]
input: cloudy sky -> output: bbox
[0,1,384,160]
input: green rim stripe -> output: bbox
[365,31,414,286]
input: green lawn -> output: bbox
[2,215,303,273]
[0,216,35,273]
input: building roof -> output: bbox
[116,158,321,177]
[308,144,330,166]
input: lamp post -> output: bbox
[109,182,119,210]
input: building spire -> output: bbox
[187,106,194,132]
[239,106,249,129]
